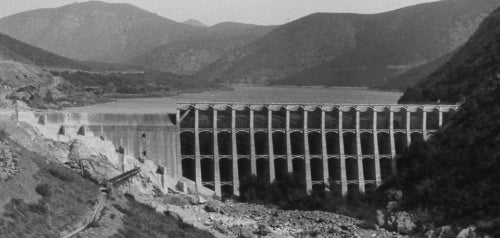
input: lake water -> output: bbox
[64,85,403,114]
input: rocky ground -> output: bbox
[137,193,402,238]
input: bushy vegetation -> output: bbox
[394,85,500,225]
[239,174,380,223]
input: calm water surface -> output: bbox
[64,86,403,114]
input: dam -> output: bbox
[18,102,458,197]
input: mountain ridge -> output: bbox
[199,0,500,87]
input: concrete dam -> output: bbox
[18,102,458,197]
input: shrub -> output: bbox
[0,126,8,142]
[35,183,51,198]
[28,200,48,214]
[48,166,75,182]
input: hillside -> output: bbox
[183,19,207,27]
[398,5,500,103]
[385,7,500,234]
[198,0,499,86]
[0,33,87,69]
[0,1,203,63]
[379,51,454,90]
[128,22,275,75]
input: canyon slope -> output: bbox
[128,22,275,75]
[399,5,500,103]
[198,0,500,86]
[391,8,500,234]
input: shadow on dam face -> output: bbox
[42,112,179,178]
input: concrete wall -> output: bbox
[18,111,179,178]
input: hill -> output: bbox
[128,22,275,75]
[398,4,500,103]
[0,33,87,69]
[198,0,499,86]
[183,19,207,27]
[387,7,500,234]
[379,51,454,90]
[0,1,203,63]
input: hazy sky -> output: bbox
[0,0,441,25]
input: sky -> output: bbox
[0,0,442,26]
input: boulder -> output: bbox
[457,226,480,238]
[176,180,188,193]
[256,224,272,236]
[205,201,222,213]
[386,211,417,234]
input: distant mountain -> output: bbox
[198,0,500,86]
[0,33,86,69]
[399,6,500,103]
[0,1,203,63]
[183,19,207,27]
[128,22,275,75]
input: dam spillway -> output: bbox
[177,103,459,197]
[18,102,458,197]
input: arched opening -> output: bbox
[58,126,65,135]
[254,132,268,155]
[236,132,250,155]
[345,158,358,181]
[308,108,322,129]
[292,158,306,181]
[199,108,213,128]
[347,184,359,194]
[221,185,233,198]
[272,132,287,156]
[182,158,195,181]
[217,108,232,129]
[410,109,423,129]
[380,157,392,181]
[394,132,407,155]
[377,133,391,155]
[274,158,288,181]
[377,109,390,129]
[343,133,357,155]
[342,108,356,129]
[427,109,440,130]
[362,158,375,181]
[393,110,406,129]
[238,158,251,182]
[325,109,338,129]
[290,132,304,155]
[328,158,341,181]
[310,158,323,182]
[272,108,286,129]
[361,132,374,155]
[308,132,322,156]
[326,132,340,155]
[290,109,303,129]
[218,132,232,155]
[179,109,195,128]
[253,108,267,128]
[219,158,233,182]
[236,108,250,128]
[365,184,377,194]
[411,132,424,143]
[201,158,214,184]
[256,158,269,181]
[77,126,86,136]
[180,132,195,155]
[199,132,213,155]
[360,109,372,129]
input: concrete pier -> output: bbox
[178,103,458,196]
